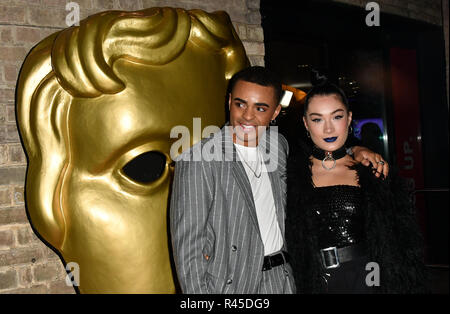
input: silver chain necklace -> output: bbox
[236,147,263,178]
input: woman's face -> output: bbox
[303,94,352,152]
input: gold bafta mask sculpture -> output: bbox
[16,7,249,293]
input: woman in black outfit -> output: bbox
[285,75,426,293]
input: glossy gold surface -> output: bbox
[16,7,249,293]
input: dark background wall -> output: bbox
[261,0,448,293]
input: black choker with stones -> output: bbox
[312,145,347,170]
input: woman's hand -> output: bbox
[351,146,389,178]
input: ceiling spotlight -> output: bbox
[280,90,293,108]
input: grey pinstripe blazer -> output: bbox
[170,125,295,294]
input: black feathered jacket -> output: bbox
[285,141,426,293]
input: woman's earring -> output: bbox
[348,125,353,134]
[306,130,311,138]
[270,119,277,125]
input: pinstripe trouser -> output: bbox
[258,262,295,294]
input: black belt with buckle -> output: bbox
[262,251,290,271]
[319,243,367,269]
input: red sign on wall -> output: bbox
[390,47,426,251]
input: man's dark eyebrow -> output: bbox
[309,109,344,116]
[233,97,247,104]
[233,98,270,108]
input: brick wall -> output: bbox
[0,0,263,294]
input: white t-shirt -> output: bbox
[234,143,283,256]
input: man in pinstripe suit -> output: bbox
[170,66,295,293]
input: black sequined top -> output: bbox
[309,185,364,248]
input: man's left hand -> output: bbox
[352,146,389,178]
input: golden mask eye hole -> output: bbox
[122,151,166,184]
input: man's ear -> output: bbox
[228,93,232,111]
[272,104,282,120]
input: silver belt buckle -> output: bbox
[320,246,340,269]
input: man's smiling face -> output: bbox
[228,80,281,147]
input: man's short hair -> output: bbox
[228,66,282,103]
